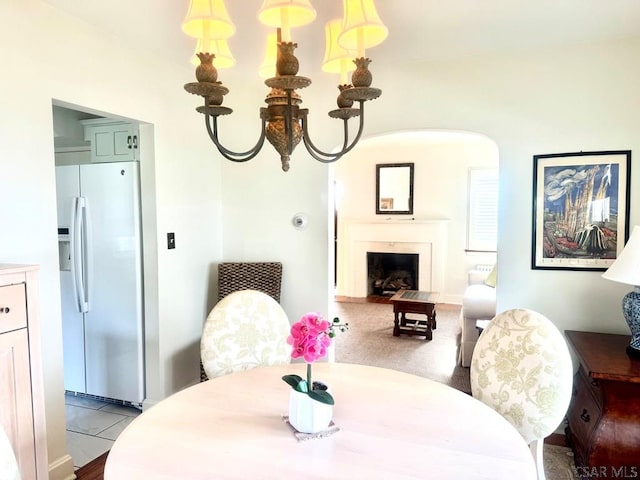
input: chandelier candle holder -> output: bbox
[182,0,387,172]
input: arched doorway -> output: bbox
[331,129,498,303]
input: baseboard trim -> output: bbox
[48,453,75,480]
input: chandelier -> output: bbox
[182,0,388,171]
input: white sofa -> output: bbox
[459,267,496,367]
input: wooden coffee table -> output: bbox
[389,290,439,340]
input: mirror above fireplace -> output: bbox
[376,163,414,215]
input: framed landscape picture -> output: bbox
[380,197,394,210]
[532,150,631,271]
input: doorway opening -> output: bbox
[51,101,157,469]
[331,130,499,303]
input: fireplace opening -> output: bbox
[367,252,419,296]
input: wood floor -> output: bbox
[75,451,108,480]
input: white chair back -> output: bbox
[470,308,573,443]
[201,289,290,379]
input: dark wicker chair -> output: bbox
[200,262,283,382]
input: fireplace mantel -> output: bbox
[336,219,450,298]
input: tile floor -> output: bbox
[65,392,141,470]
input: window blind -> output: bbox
[467,168,498,251]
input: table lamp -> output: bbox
[602,225,640,359]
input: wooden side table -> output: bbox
[564,330,640,479]
[389,290,439,340]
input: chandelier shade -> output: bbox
[322,19,357,85]
[339,0,388,55]
[258,0,316,42]
[258,0,317,28]
[259,33,279,79]
[182,0,236,40]
[191,38,235,68]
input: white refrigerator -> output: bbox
[56,161,144,405]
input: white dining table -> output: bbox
[104,363,536,479]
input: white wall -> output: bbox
[335,131,498,302]
[219,156,332,320]
[0,1,222,478]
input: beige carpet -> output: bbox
[334,302,471,392]
[333,300,576,480]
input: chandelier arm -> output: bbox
[204,113,267,162]
[301,101,367,163]
[301,119,348,163]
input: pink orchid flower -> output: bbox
[288,312,333,363]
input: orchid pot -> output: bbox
[288,389,333,434]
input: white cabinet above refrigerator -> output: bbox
[80,119,139,163]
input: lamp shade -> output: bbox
[182,0,236,40]
[602,225,640,286]
[258,0,317,29]
[259,33,278,79]
[258,0,316,43]
[191,38,235,68]
[339,0,388,55]
[322,18,356,84]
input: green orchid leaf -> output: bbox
[308,389,335,405]
[296,380,309,393]
[281,374,303,390]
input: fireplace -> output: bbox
[336,219,449,298]
[367,252,419,296]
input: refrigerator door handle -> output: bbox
[74,197,89,313]
[83,198,93,312]
[70,197,83,312]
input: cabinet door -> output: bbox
[567,369,601,466]
[0,329,36,480]
[88,124,139,162]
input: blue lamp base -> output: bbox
[625,345,640,359]
[622,288,640,359]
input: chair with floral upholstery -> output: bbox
[200,289,291,379]
[470,308,573,480]
[199,262,284,382]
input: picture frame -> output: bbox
[532,150,631,271]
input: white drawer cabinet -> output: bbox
[0,265,47,478]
